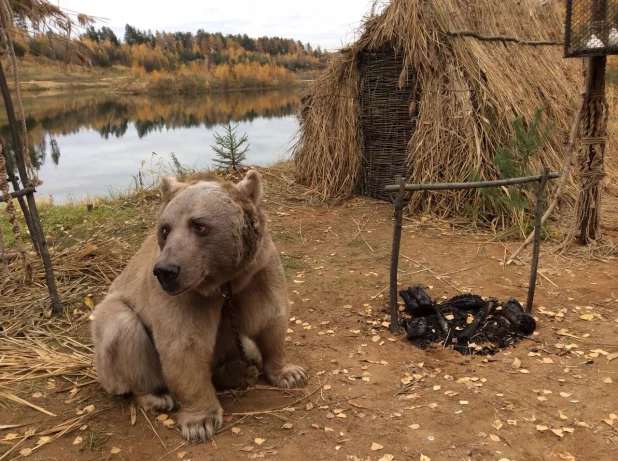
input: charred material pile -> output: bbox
[399,286,536,355]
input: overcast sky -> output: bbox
[57,0,377,51]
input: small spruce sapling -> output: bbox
[211,122,250,171]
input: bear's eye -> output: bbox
[160,225,170,240]
[191,220,208,236]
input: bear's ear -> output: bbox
[161,176,186,203]
[236,169,263,205]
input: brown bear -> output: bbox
[91,170,307,442]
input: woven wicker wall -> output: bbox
[357,51,417,201]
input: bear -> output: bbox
[91,170,307,442]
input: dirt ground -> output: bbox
[1,169,618,461]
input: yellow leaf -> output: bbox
[177,452,187,459]
[536,425,549,431]
[420,455,431,461]
[156,414,168,421]
[231,427,241,434]
[579,314,595,321]
[371,442,384,451]
[84,296,95,309]
[111,447,121,454]
[551,429,564,438]
[489,434,501,442]
[255,438,265,445]
[73,436,82,445]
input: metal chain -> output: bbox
[221,282,255,368]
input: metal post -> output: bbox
[526,166,550,313]
[389,176,407,333]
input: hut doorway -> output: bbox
[357,51,417,201]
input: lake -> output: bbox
[0,88,302,203]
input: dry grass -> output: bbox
[294,0,618,224]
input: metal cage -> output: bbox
[565,0,618,57]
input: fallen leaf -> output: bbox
[579,314,595,321]
[281,423,293,429]
[542,357,554,364]
[324,427,334,432]
[371,442,384,451]
[511,357,521,369]
[409,424,420,430]
[240,446,254,452]
[519,369,530,374]
[348,400,366,409]
[536,425,549,432]
[559,411,568,420]
[429,403,438,409]
[607,352,618,362]
[72,435,83,445]
[323,385,332,390]
[420,455,431,461]
[4,433,19,441]
[37,436,51,445]
[559,453,576,461]
[459,400,469,405]
[156,414,168,421]
[111,447,121,454]
[163,419,175,427]
[19,448,32,457]
[492,420,503,430]
[603,377,613,384]
[177,452,187,459]
[563,427,575,433]
[84,296,95,309]
[551,428,564,438]
[255,438,265,445]
[489,434,501,442]
[231,427,241,434]
[378,455,395,461]
[560,392,572,398]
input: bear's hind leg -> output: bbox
[91,298,175,412]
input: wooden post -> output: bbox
[389,176,407,333]
[526,167,550,313]
[0,60,62,314]
[0,140,39,253]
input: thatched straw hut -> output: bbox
[293,0,617,223]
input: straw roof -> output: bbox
[293,0,617,223]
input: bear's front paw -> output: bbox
[177,405,223,443]
[267,364,308,389]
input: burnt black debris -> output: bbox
[398,286,536,355]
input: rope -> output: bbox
[570,92,608,243]
[0,150,34,283]
[0,0,41,187]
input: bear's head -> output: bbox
[153,170,264,295]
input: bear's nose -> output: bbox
[153,262,180,288]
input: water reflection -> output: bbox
[0,89,301,202]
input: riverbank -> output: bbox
[5,59,313,94]
[2,163,618,461]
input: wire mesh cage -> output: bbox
[565,0,618,57]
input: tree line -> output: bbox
[13,23,329,74]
